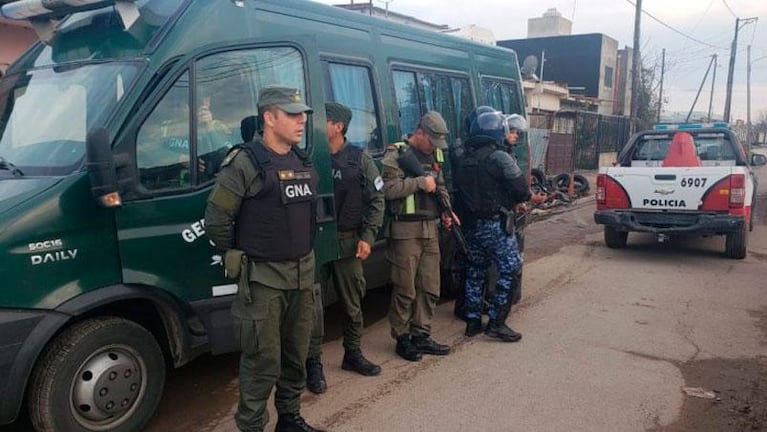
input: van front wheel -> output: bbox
[604,226,628,249]
[28,317,166,432]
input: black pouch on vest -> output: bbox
[499,207,516,237]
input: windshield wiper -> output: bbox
[0,156,24,177]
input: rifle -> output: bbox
[396,149,470,256]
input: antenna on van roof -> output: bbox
[0,0,140,43]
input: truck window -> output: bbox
[323,62,382,152]
[392,68,472,143]
[135,47,308,190]
[696,133,737,166]
[629,132,738,167]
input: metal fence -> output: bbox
[528,111,631,174]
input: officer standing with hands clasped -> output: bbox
[454,110,531,342]
[205,86,325,432]
[305,102,385,394]
[382,111,456,361]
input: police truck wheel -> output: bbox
[604,226,628,249]
[725,225,748,259]
[28,317,165,432]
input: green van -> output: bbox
[0,0,526,430]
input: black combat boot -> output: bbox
[342,350,382,376]
[395,335,422,361]
[465,319,483,337]
[484,301,521,342]
[484,322,522,342]
[275,413,326,432]
[305,357,327,394]
[411,335,451,355]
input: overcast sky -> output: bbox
[312,0,767,122]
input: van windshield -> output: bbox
[0,62,140,176]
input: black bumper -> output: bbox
[594,210,744,235]
[0,309,68,425]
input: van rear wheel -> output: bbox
[604,226,628,249]
[725,225,748,259]
[28,317,165,432]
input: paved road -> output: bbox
[195,166,766,432]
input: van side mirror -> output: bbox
[86,128,122,207]
[751,153,767,167]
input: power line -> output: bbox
[721,0,738,19]
[624,0,727,50]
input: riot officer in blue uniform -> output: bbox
[454,110,531,342]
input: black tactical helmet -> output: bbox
[464,105,497,134]
[469,111,508,145]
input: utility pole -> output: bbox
[724,17,758,122]
[708,54,717,121]
[630,0,642,133]
[686,55,715,123]
[657,48,665,122]
[537,50,546,111]
[747,45,751,151]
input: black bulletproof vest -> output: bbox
[235,140,318,262]
[455,144,508,220]
[332,145,364,232]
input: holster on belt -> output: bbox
[499,207,516,237]
[225,249,252,304]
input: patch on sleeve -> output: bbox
[374,176,384,191]
[221,148,242,168]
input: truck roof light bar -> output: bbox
[653,121,730,131]
[1,0,139,42]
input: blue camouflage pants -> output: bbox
[462,219,523,321]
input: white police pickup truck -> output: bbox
[594,122,767,259]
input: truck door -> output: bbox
[115,46,337,308]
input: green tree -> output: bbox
[635,58,660,131]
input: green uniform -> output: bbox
[309,149,384,357]
[382,142,449,339]
[205,147,315,432]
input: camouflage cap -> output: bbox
[257,86,313,114]
[419,111,449,149]
[325,102,352,126]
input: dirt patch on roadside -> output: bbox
[653,356,767,432]
[750,308,767,347]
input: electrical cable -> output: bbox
[721,0,738,19]
[624,0,727,50]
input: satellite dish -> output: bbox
[521,55,539,80]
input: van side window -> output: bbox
[392,70,420,139]
[323,62,382,152]
[136,72,192,191]
[135,47,309,191]
[194,47,309,182]
[392,69,472,143]
[421,73,472,141]
[482,78,524,116]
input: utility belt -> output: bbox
[389,213,439,222]
[337,230,358,241]
[471,208,517,236]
